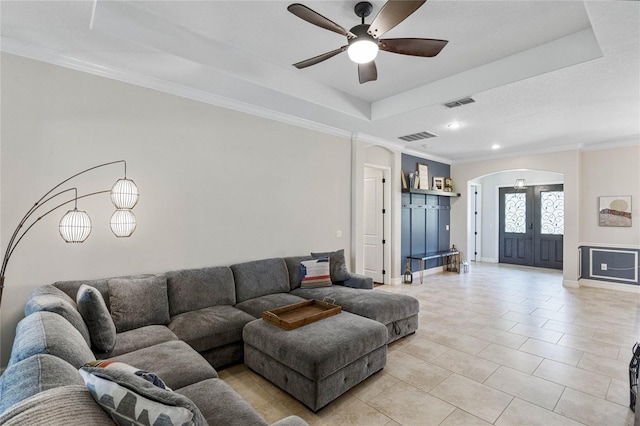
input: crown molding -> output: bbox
[0,37,353,141]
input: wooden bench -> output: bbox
[406,250,460,284]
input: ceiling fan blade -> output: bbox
[293,46,348,69]
[368,0,426,39]
[358,61,378,84]
[288,4,356,38]
[380,38,448,57]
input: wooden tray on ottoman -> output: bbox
[262,299,341,330]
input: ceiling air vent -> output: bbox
[444,97,475,108]
[398,131,438,142]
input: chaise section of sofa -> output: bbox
[285,256,419,342]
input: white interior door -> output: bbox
[363,167,384,283]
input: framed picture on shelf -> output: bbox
[444,178,453,192]
[401,169,408,189]
[417,164,429,190]
[433,177,444,191]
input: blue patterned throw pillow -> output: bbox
[79,361,207,426]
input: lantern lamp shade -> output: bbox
[110,209,137,238]
[514,178,527,190]
[111,178,139,209]
[59,209,92,243]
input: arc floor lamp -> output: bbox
[0,160,140,307]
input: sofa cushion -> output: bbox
[0,385,114,426]
[24,285,91,346]
[291,286,419,325]
[311,249,351,283]
[77,284,116,353]
[108,340,217,390]
[284,256,312,290]
[169,305,255,352]
[176,378,267,426]
[299,258,332,289]
[234,293,308,319]
[166,266,236,317]
[104,325,179,358]
[0,354,84,413]
[231,258,291,303]
[80,365,207,426]
[54,279,111,309]
[9,311,95,369]
[53,274,156,310]
[108,275,170,332]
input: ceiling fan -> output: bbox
[288,0,448,84]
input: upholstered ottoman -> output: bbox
[243,311,388,412]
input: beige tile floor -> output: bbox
[218,263,640,425]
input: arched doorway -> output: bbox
[467,169,564,270]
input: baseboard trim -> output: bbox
[563,279,580,288]
[578,278,640,293]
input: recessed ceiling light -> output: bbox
[447,122,462,129]
[491,144,501,150]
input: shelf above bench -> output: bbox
[402,188,460,197]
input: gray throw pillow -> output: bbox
[108,276,170,333]
[77,284,117,353]
[311,249,351,283]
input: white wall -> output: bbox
[0,54,352,365]
[579,145,640,247]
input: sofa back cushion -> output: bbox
[166,266,236,317]
[24,285,91,347]
[0,354,84,413]
[108,275,171,333]
[53,279,111,309]
[9,311,96,369]
[231,258,290,303]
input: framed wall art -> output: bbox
[599,196,632,227]
[444,178,453,192]
[433,177,444,191]
[417,164,429,190]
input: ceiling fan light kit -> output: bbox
[347,25,379,64]
[288,0,447,84]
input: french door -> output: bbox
[499,184,564,269]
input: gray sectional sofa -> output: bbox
[0,252,419,424]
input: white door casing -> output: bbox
[363,167,384,283]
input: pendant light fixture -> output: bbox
[514,178,527,190]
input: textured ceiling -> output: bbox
[1,0,638,163]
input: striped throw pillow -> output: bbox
[300,258,332,288]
